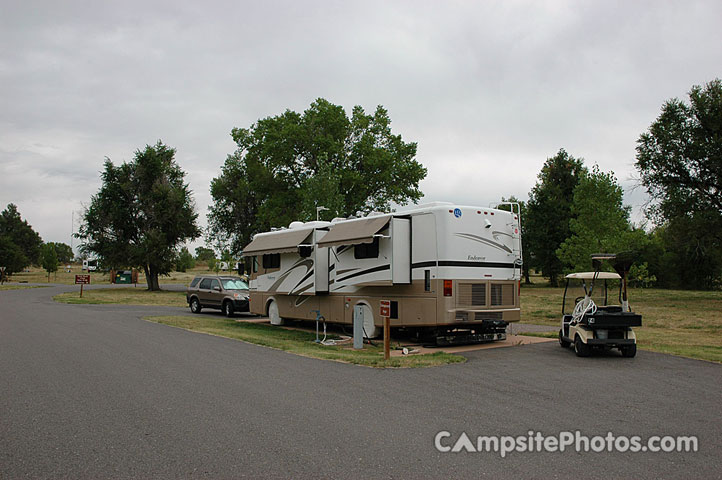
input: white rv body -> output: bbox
[243,203,522,342]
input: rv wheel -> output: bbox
[361,304,382,339]
[268,300,284,326]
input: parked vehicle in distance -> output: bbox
[82,259,98,271]
[186,276,250,317]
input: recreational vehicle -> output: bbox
[242,202,522,345]
[82,259,98,272]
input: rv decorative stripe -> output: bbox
[411,261,517,269]
[335,264,391,283]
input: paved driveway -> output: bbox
[1,285,720,479]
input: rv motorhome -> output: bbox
[82,259,98,272]
[242,202,522,345]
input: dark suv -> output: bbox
[186,276,250,317]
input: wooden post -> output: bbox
[80,283,83,298]
[384,316,390,360]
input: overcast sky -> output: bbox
[2,0,720,254]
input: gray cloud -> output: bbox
[2,0,720,252]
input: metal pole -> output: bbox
[384,316,390,360]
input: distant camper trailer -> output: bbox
[82,259,98,272]
[242,202,523,345]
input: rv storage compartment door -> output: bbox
[314,245,329,293]
[391,218,411,284]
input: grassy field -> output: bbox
[54,287,188,306]
[147,315,465,368]
[5,264,218,286]
[520,282,722,363]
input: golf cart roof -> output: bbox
[565,272,621,280]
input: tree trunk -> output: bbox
[144,264,161,291]
[523,265,531,285]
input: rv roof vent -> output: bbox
[331,217,346,223]
[303,220,331,228]
[288,221,305,229]
[367,211,386,217]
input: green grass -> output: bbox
[521,281,722,363]
[54,287,188,306]
[146,315,466,368]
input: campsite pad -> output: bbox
[236,316,555,355]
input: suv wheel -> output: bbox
[190,297,202,314]
[223,300,234,318]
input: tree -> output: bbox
[208,98,426,254]
[175,247,195,272]
[77,141,201,291]
[0,236,27,275]
[40,243,58,281]
[45,242,73,264]
[636,79,722,288]
[0,204,43,267]
[525,149,586,286]
[194,246,215,262]
[557,166,647,272]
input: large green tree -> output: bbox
[557,166,647,272]
[0,204,43,269]
[525,149,586,286]
[208,98,426,253]
[636,79,722,288]
[45,242,73,264]
[78,141,201,290]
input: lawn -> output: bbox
[146,315,466,368]
[5,264,220,286]
[520,281,722,363]
[54,287,188,306]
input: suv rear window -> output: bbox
[190,277,201,287]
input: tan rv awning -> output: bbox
[316,216,390,248]
[242,229,313,256]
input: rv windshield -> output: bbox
[222,278,248,290]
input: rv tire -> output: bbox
[268,300,284,326]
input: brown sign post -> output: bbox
[75,274,91,297]
[380,300,391,360]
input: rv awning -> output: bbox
[242,229,313,256]
[316,216,390,248]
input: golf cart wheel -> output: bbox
[223,300,234,318]
[559,330,570,348]
[190,297,202,314]
[621,344,637,358]
[574,336,591,357]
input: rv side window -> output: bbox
[262,253,280,269]
[298,245,312,258]
[354,237,379,259]
[252,256,258,273]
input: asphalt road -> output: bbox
[2,285,721,479]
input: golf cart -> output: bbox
[559,253,642,358]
